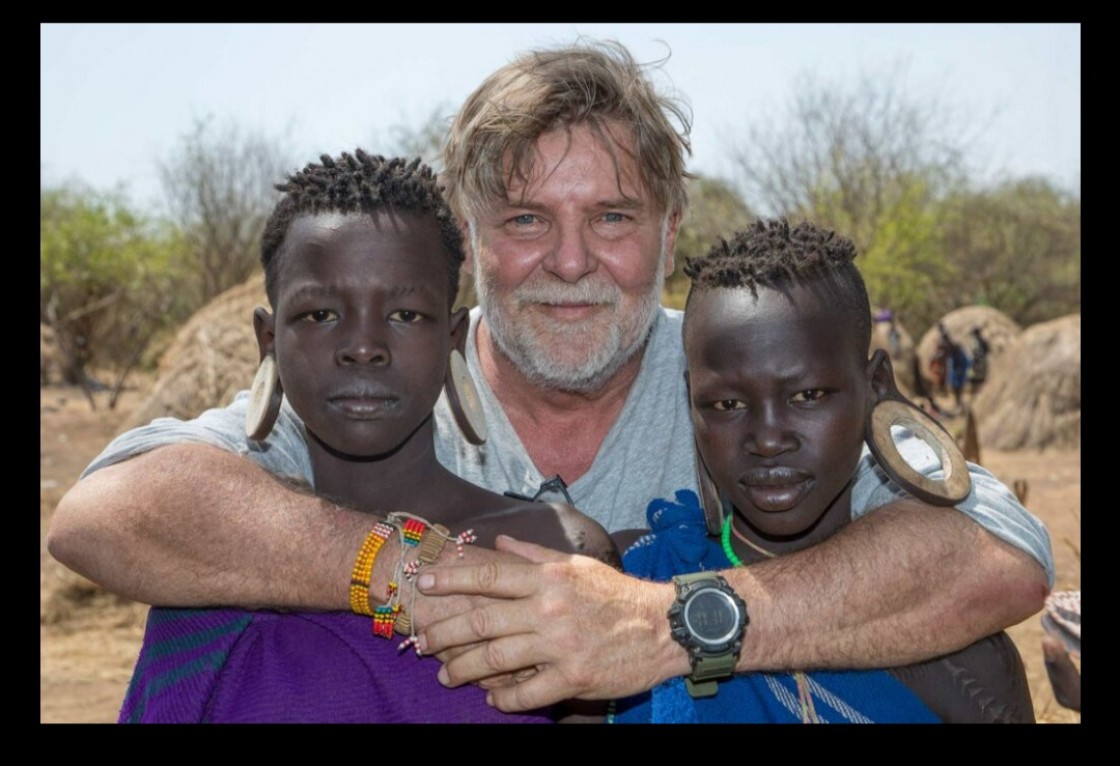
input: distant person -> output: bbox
[946,334,970,411]
[935,323,969,411]
[874,307,902,357]
[968,326,991,396]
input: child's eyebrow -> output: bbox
[283,281,441,304]
[283,284,333,304]
[386,283,436,298]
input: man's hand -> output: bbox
[416,536,684,712]
[405,542,528,664]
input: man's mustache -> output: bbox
[512,277,621,307]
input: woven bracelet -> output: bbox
[418,523,451,565]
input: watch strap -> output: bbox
[672,571,719,587]
[670,572,747,698]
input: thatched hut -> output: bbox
[916,306,1022,390]
[125,274,267,429]
[973,314,1080,451]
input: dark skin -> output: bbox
[257,208,621,722]
[258,209,619,582]
[684,282,1034,722]
[687,284,878,553]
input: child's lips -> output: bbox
[329,389,399,419]
[739,468,814,513]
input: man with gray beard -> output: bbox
[473,217,670,394]
[50,40,1052,713]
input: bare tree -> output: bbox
[159,116,295,305]
[374,104,454,171]
[730,65,981,238]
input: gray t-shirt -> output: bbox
[83,306,1054,585]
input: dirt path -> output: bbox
[39,384,1081,723]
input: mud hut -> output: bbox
[972,314,1080,451]
[125,274,267,428]
[916,306,1022,390]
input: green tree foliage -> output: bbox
[938,178,1080,327]
[158,116,294,305]
[41,184,190,407]
[664,176,755,308]
[836,172,960,334]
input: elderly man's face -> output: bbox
[468,122,678,393]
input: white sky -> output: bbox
[40,23,1080,212]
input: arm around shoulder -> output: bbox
[721,500,1049,673]
[48,442,367,610]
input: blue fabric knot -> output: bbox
[625,490,725,580]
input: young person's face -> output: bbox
[686,283,875,542]
[468,121,679,392]
[259,211,457,459]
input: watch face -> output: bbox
[683,588,741,647]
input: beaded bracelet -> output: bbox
[349,521,395,617]
[401,518,427,547]
[372,603,400,639]
[377,514,479,653]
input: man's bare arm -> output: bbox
[729,500,1048,670]
[46,442,506,624]
[418,500,1050,712]
[49,443,376,609]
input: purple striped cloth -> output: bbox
[120,607,553,723]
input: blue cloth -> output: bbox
[948,345,970,390]
[612,490,941,724]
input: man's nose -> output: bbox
[542,222,597,283]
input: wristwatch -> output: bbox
[668,571,749,698]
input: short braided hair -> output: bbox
[261,150,464,306]
[684,219,871,352]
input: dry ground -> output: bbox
[39,383,1081,724]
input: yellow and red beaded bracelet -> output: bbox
[349,521,395,617]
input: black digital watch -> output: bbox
[668,571,749,698]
